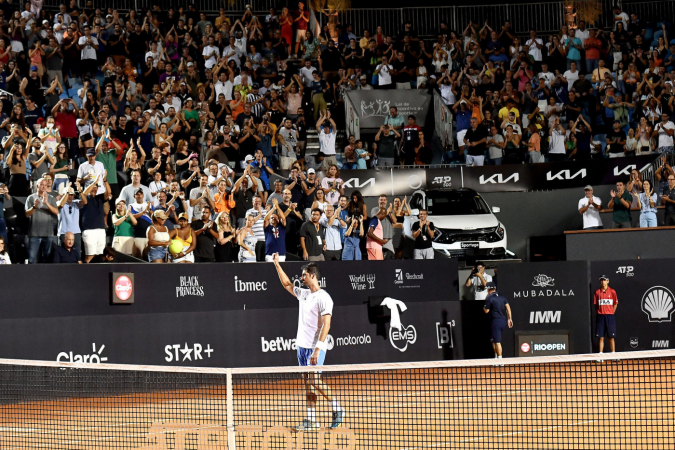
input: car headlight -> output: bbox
[494,224,505,240]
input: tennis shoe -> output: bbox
[330,410,345,428]
[292,419,320,432]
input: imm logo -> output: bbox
[529,311,561,324]
[479,173,519,184]
[652,340,669,348]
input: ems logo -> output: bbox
[381,297,417,352]
[532,274,554,288]
[641,286,675,323]
[520,342,531,353]
[630,337,639,349]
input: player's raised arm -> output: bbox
[273,252,296,296]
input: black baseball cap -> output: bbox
[486,282,497,289]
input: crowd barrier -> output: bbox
[0,260,462,367]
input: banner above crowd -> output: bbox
[344,90,432,130]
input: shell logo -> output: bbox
[642,286,675,323]
[115,275,133,301]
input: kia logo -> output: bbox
[115,275,133,301]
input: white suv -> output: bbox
[406,188,507,259]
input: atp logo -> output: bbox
[381,297,417,352]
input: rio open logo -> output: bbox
[115,275,133,301]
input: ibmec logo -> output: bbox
[57,343,108,363]
[165,343,214,362]
[641,286,675,323]
[616,266,634,276]
[652,340,670,348]
[234,276,268,292]
[479,173,519,184]
[529,311,561,324]
[546,169,586,181]
[114,276,133,301]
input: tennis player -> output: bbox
[483,282,513,360]
[272,253,345,431]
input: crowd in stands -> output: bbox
[0,0,673,264]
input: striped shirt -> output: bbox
[246,207,268,242]
[246,93,265,119]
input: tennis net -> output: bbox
[0,350,674,449]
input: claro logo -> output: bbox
[57,343,108,363]
[114,276,133,301]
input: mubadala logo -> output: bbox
[514,275,573,298]
[165,343,214,362]
[652,340,670,348]
[381,297,417,352]
[532,274,555,287]
[349,274,376,290]
[616,266,634,276]
[546,169,586,181]
[291,274,326,289]
[176,276,204,297]
[630,337,639,349]
[394,269,423,286]
[234,276,268,292]
[479,173,519,184]
[641,286,675,323]
[529,311,561,324]
[57,343,108,363]
[261,336,297,352]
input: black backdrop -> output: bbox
[590,259,675,352]
[0,260,462,367]
[498,261,592,357]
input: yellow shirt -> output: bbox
[498,106,520,122]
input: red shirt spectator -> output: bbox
[594,287,618,315]
[294,6,309,31]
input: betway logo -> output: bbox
[261,337,297,352]
[653,340,670,348]
[479,173,519,184]
[529,311,561,324]
[546,169,586,181]
[234,276,268,292]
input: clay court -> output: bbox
[0,354,673,449]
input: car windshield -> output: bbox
[426,191,491,216]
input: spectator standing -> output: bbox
[0,184,9,242]
[189,174,215,221]
[578,186,603,230]
[300,208,326,261]
[237,212,260,263]
[76,147,106,195]
[608,181,633,228]
[245,195,268,261]
[279,188,303,255]
[371,195,396,259]
[264,199,287,262]
[366,214,385,260]
[661,173,675,226]
[117,169,153,207]
[606,121,627,158]
[594,275,618,358]
[374,124,399,167]
[169,213,197,264]
[652,113,675,154]
[320,204,346,260]
[487,125,505,165]
[56,185,83,258]
[636,180,657,228]
[316,111,338,168]
[25,178,59,263]
[464,117,487,166]
[321,165,344,207]
[465,262,492,300]
[342,214,363,260]
[411,209,436,260]
[192,206,218,263]
[53,231,82,263]
[112,198,136,256]
[129,188,154,258]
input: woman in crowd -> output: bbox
[237,212,260,263]
[342,215,363,260]
[5,141,29,197]
[170,213,196,263]
[50,143,71,194]
[0,236,10,264]
[348,190,368,220]
[214,211,236,262]
[636,179,657,228]
[392,196,411,259]
[112,199,137,256]
[627,169,644,209]
[124,140,146,181]
[147,211,171,263]
[321,165,344,206]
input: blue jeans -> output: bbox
[28,236,55,264]
[341,237,361,260]
[491,158,503,165]
[585,59,599,74]
[640,212,658,228]
[0,217,6,242]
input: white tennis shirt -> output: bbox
[293,287,334,349]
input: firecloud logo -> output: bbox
[57,343,108,363]
[234,276,268,292]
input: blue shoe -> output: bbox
[330,410,345,428]
[292,419,320,432]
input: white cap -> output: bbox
[307,168,316,174]
[244,154,254,162]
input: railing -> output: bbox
[621,0,675,27]
[344,93,360,141]
[40,0,284,13]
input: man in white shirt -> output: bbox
[277,119,299,158]
[613,5,629,30]
[299,59,318,87]
[578,185,603,230]
[145,41,161,68]
[374,55,393,88]
[465,262,493,301]
[223,37,241,68]
[652,112,675,154]
[575,21,590,48]
[272,257,344,431]
[76,148,107,196]
[202,36,220,70]
[316,111,338,168]
[525,29,543,68]
[538,63,556,89]
[548,119,567,162]
[214,69,234,101]
[162,93,181,113]
[563,61,579,91]
[76,26,99,77]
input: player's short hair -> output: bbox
[311,208,322,215]
[302,262,321,280]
